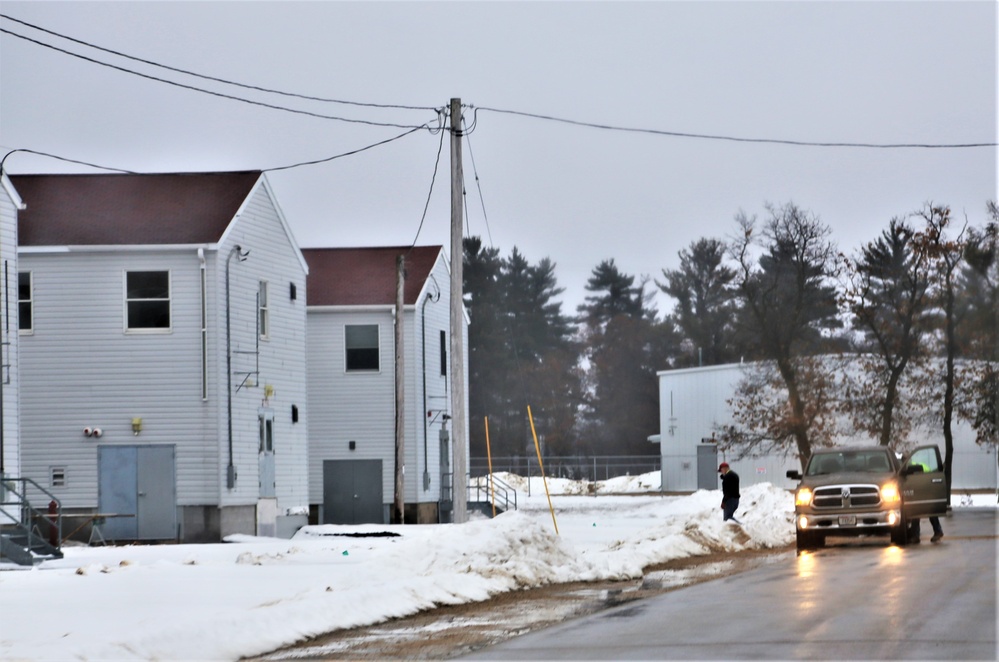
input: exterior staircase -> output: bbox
[0,477,64,566]
[441,473,518,521]
[467,474,518,517]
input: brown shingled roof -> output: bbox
[12,171,262,246]
[303,246,443,306]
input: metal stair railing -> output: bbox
[440,473,519,519]
[0,476,64,565]
[468,474,518,514]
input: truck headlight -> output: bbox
[880,482,900,504]
[795,487,813,506]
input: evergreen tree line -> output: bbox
[462,202,998,476]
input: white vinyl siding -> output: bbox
[307,310,395,505]
[306,250,469,509]
[0,177,21,480]
[19,250,217,508]
[213,181,308,513]
[17,176,309,519]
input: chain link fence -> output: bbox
[469,455,661,482]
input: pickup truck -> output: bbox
[786,445,949,552]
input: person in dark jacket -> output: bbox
[719,462,741,523]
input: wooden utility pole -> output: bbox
[449,97,468,523]
[393,253,405,524]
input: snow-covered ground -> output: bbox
[0,473,993,661]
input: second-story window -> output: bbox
[259,281,270,339]
[440,330,447,376]
[18,271,32,333]
[126,270,170,331]
[345,324,379,372]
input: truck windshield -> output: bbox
[807,451,890,475]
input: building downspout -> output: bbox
[199,249,207,401]
[225,245,248,489]
[421,285,441,491]
[0,261,6,476]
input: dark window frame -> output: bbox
[439,330,447,377]
[345,323,379,372]
[18,271,32,333]
[125,270,171,332]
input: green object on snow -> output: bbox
[342,550,349,556]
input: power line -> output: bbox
[3,14,992,150]
[2,124,432,176]
[461,116,494,247]
[0,13,437,113]
[0,148,137,174]
[473,105,998,150]
[1,27,438,130]
[264,125,431,172]
[408,115,448,250]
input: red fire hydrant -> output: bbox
[48,500,58,547]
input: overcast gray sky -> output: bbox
[1,1,996,314]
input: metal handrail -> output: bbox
[0,476,62,555]
[440,472,519,515]
[469,474,518,513]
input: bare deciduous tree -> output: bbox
[841,217,933,447]
[727,202,842,468]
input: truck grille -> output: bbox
[813,485,881,509]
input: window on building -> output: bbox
[259,411,274,453]
[126,271,170,331]
[259,281,270,339]
[345,324,379,372]
[18,271,32,333]
[440,330,447,377]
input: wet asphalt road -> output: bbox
[464,508,998,660]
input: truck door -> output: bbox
[901,445,948,518]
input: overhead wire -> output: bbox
[461,114,494,247]
[0,13,437,112]
[4,13,991,149]
[2,122,436,176]
[407,108,448,251]
[0,27,435,130]
[457,106,535,436]
[0,148,137,175]
[472,105,998,149]
[264,124,433,173]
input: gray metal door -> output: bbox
[322,459,383,524]
[98,445,177,540]
[697,444,719,491]
[98,446,138,539]
[137,445,177,539]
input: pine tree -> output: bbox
[578,259,660,455]
[843,218,933,447]
[657,238,738,366]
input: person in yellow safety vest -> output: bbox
[910,460,944,544]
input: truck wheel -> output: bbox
[796,530,816,552]
[890,516,909,546]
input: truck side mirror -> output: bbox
[786,470,802,480]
